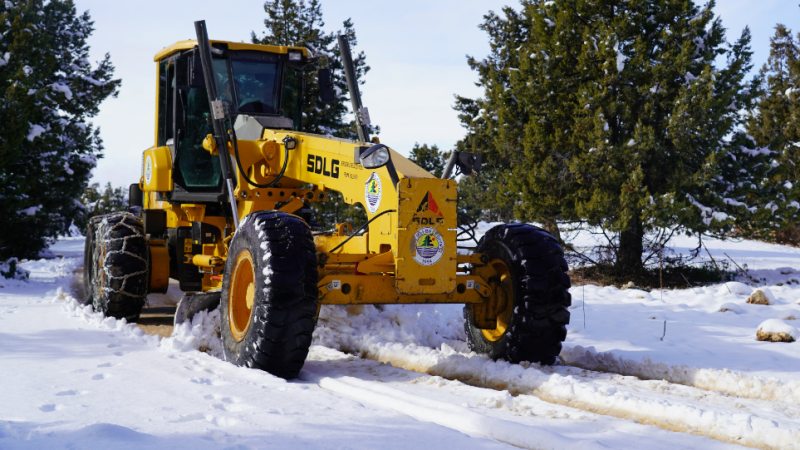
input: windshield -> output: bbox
[213,54,281,115]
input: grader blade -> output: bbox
[174,291,221,326]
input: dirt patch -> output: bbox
[568,263,732,291]
[137,306,177,338]
[72,264,181,338]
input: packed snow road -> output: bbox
[1,234,799,449]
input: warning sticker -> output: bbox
[410,227,445,266]
[364,172,382,213]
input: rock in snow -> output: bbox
[718,302,743,314]
[756,319,798,342]
[748,287,776,305]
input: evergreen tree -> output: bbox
[457,0,783,274]
[747,24,799,151]
[252,0,376,229]
[78,182,126,235]
[408,142,446,177]
[745,23,800,244]
[0,0,120,260]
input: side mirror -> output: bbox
[360,144,390,169]
[318,67,335,103]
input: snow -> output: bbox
[26,123,46,141]
[80,75,107,86]
[4,233,800,449]
[18,204,42,215]
[614,42,625,73]
[51,82,73,100]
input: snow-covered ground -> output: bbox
[1,231,799,449]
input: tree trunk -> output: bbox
[616,216,644,275]
[542,217,563,244]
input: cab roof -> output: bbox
[154,40,310,62]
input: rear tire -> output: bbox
[220,211,318,379]
[89,212,150,321]
[464,224,571,365]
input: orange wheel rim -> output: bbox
[481,259,514,342]
[229,250,255,342]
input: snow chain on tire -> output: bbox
[88,212,150,321]
[220,211,318,380]
[464,223,571,365]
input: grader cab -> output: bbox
[83,21,571,379]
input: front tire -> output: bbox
[220,211,318,379]
[464,224,571,365]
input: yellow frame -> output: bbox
[142,40,503,323]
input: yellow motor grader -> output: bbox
[83,21,571,379]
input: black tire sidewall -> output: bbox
[220,216,262,366]
[464,224,570,364]
[219,211,319,378]
[82,220,98,306]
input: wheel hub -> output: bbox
[478,259,514,342]
[229,250,255,342]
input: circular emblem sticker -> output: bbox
[144,155,153,185]
[411,227,445,266]
[364,172,382,213]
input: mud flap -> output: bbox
[174,291,221,326]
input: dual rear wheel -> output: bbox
[83,212,149,321]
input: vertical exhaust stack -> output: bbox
[194,20,240,226]
[338,34,370,144]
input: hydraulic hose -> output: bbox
[328,209,396,254]
[229,115,289,189]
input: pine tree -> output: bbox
[457,0,784,274]
[252,1,376,230]
[747,25,799,151]
[408,142,446,177]
[0,0,120,260]
[78,182,126,235]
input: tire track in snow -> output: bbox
[561,345,800,408]
[301,364,609,450]
[322,337,799,449]
[314,304,800,449]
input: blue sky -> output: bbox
[79,0,797,188]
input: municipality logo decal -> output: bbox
[411,226,444,266]
[364,172,382,213]
[144,155,153,185]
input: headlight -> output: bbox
[288,51,302,61]
[283,136,298,150]
[360,145,391,169]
